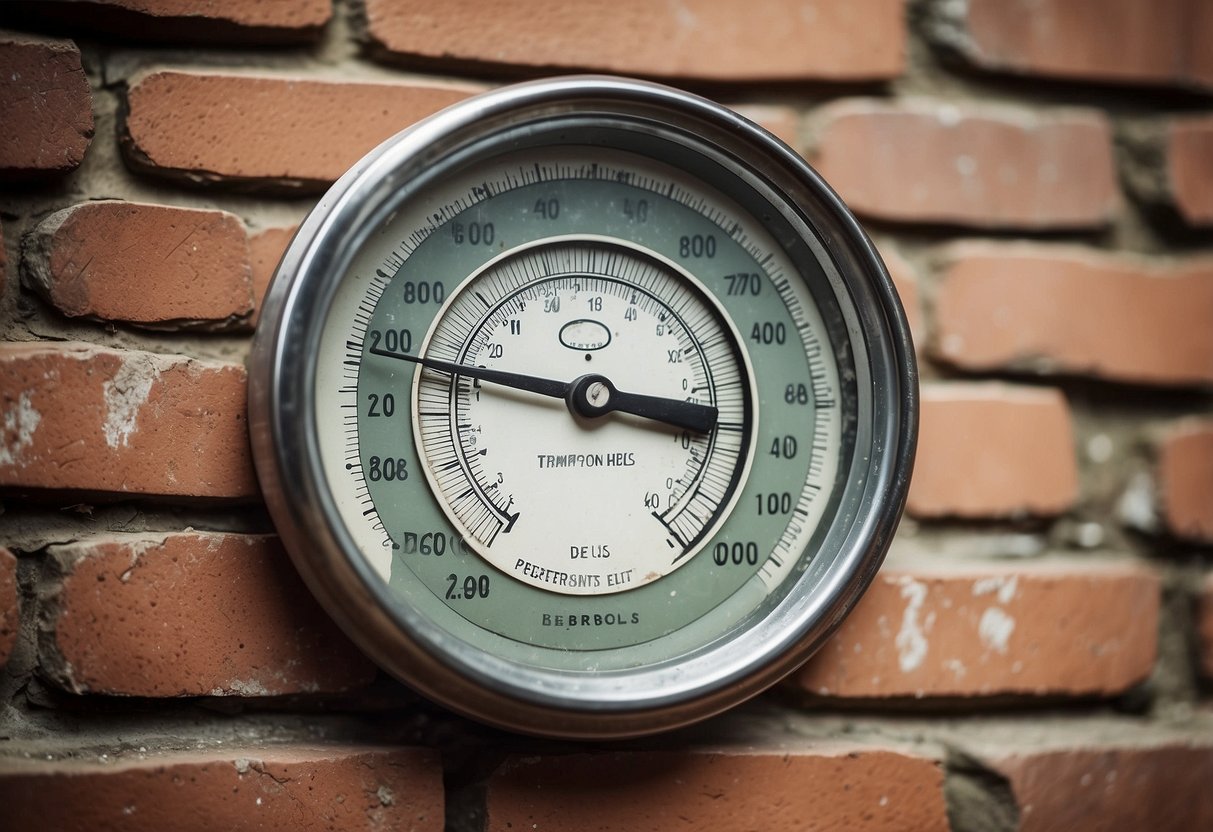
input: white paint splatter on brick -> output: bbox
[1,391,41,465]
[895,577,929,673]
[671,0,699,29]
[979,606,1016,654]
[943,658,967,679]
[118,539,158,583]
[102,357,155,448]
[941,332,965,356]
[973,575,1019,605]
[217,679,270,696]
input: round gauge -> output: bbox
[249,76,916,739]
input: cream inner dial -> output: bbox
[411,237,756,595]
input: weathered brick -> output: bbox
[908,383,1078,519]
[0,343,256,498]
[24,201,253,330]
[953,720,1213,832]
[795,554,1159,700]
[1192,1,1213,90]
[248,225,296,327]
[40,532,375,696]
[0,33,94,178]
[1166,115,1213,226]
[808,99,1118,228]
[487,745,946,831]
[933,0,1213,92]
[122,70,478,190]
[1157,420,1213,543]
[361,0,904,82]
[5,0,332,44]
[0,745,443,831]
[932,242,1213,386]
[0,548,17,668]
[1002,745,1213,831]
[1199,574,1213,680]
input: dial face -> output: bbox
[410,238,757,594]
[252,79,915,737]
[314,143,845,658]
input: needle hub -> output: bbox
[567,374,615,419]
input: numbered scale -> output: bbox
[250,77,917,738]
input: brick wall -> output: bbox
[1,1,1211,828]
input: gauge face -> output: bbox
[323,144,841,651]
[409,237,758,595]
[251,77,916,738]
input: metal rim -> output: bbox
[249,76,917,738]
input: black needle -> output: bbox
[369,347,718,433]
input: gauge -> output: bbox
[249,76,916,739]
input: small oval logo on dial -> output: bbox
[559,319,612,351]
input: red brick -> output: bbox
[795,555,1159,700]
[0,548,17,668]
[123,71,478,190]
[248,225,296,327]
[937,0,1213,92]
[1166,115,1213,226]
[1157,420,1213,543]
[41,532,375,696]
[932,242,1213,386]
[907,383,1077,519]
[487,745,946,832]
[960,722,1213,832]
[1003,748,1213,831]
[0,343,256,498]
[24,201,253,330]
[10,0,332,44]
[1191,2,1213,89]
[0,745,443,831]
[361,0,904,82]
[1199,574,1213,680]
[0,34,93,177]
[808,99,1118,228]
